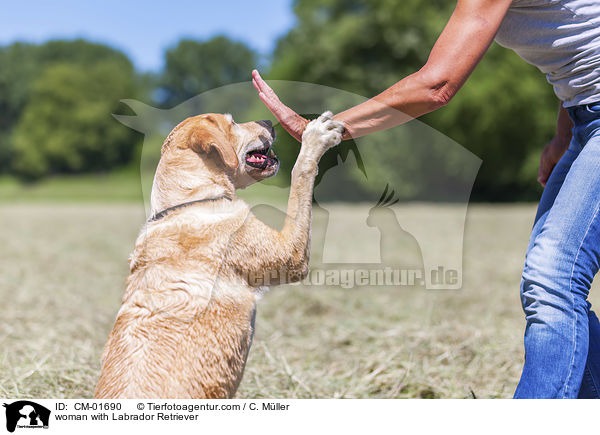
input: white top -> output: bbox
[495,0,600,107]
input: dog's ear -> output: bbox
[187,125,239,170]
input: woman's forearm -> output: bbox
[333,70,447,139]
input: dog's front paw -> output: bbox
[301,111,344,159]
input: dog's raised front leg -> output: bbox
[225,112,344,285]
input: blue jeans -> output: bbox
[514,102,600,398]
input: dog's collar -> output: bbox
[148,196,233,222]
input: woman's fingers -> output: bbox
[538,160,556,187]
[251,69,309,142]
[538,147,550,187]
[251,69,261,89]
[252,70,288,118]
[537,137,569,187]
[537,170,548,187]
[252,70,277,100]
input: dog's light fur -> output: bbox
[94,112,343,398]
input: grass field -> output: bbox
[0,172,143,203]
[1,201,599,399]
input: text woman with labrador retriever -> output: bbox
[253,0,600,398]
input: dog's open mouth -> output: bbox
[245,145,279,170]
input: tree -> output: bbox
[0,43,42,171]
[160,36,257,107]
[12,61,138,179]
[0,39,145,176]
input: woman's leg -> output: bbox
[578,308,600,398]
[514,133,600,398]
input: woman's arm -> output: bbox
[253,0,513,140]
[335,0,513,138]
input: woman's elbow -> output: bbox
[417,69,457,110]
[428,80,456,110]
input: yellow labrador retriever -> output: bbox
[94,111,343,398]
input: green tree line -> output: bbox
[0,0,558,200]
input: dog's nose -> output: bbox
[257,120,272,130]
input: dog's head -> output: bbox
[151,113,278,212]
[166,113,278,185]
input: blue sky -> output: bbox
[0,0,296,71]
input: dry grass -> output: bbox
[1,203,598,398]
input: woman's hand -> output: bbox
[538,136,570,187]
[252,70,309,142]
[538,103,573,187]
